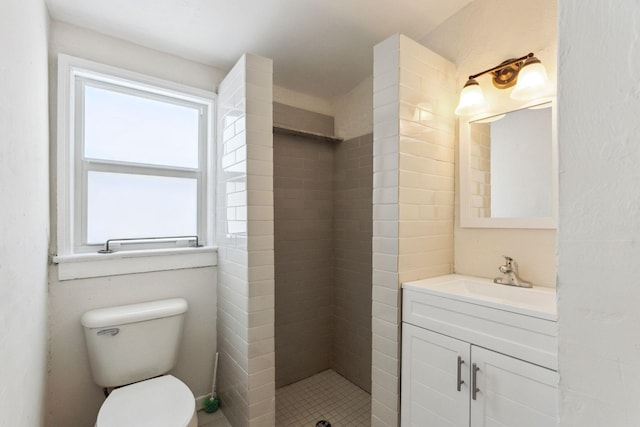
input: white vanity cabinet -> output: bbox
[401,275,559,427]
[469,345,557,427]
[401,325,471,426]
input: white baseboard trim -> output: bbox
[195,394,211,411]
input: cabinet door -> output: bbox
[401,323,470,427]
[470,346,558,427]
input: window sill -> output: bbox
[52,246,218,281]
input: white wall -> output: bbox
[47,269,218,426]
[273,84,334,117]
[49,21,227,94]
[558,1,640,425]
[422,0,557,286]
[0,1,50,425]
[334,75,373,139]
[46,21,225,427]
[276,73,374,140]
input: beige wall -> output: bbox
[422,0,558,287]
[46,22,224,427]
[0,0,50,425]
[273,85,334,117]
[334,76,374,140]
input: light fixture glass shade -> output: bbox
[510,57,549,101]
[454,78,486,116]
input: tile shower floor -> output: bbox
[276,369,371,427]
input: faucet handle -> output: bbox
[501,255,519,274]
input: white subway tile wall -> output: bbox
[371,34,456,427]
[371,35,401,427]
[216,54,275,427]
[469,122,492,217]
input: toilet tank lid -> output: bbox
[81,298,188,328]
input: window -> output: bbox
[78,79,205,248]
[56,55,215,268]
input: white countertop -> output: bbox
[402,274,557,321]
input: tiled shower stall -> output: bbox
[214,34,456,427]
[214,52,374,427]
[273,102,374,422]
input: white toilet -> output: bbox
[81,298,198,427]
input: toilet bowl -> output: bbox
[96,375,197,427]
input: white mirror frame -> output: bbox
[459,99,558,229]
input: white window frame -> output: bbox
[54,54,217,280]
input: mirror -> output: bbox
[459,100,557,228]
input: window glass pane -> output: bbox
[84,85,200,168]
[86,171,198,244]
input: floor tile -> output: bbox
[198,408,231,427]
[276,369,371,427]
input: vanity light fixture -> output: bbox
[454,52,550,116]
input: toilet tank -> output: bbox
[81,298,188,388]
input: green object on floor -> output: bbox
[204,394,220,413]
[205,352,220,413]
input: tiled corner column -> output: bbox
[396,36,456,283]
[371,34,456,427]
[216,54,275,427]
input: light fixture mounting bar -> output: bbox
[468,53,533,80]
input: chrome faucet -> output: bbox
[493,255,532,288]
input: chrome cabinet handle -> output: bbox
[472,363,479,400]
[457,356,465,391]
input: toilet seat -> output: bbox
[96,375,197,427]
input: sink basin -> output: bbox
[402,274,557,320]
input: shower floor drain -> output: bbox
[316,421,331,427]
